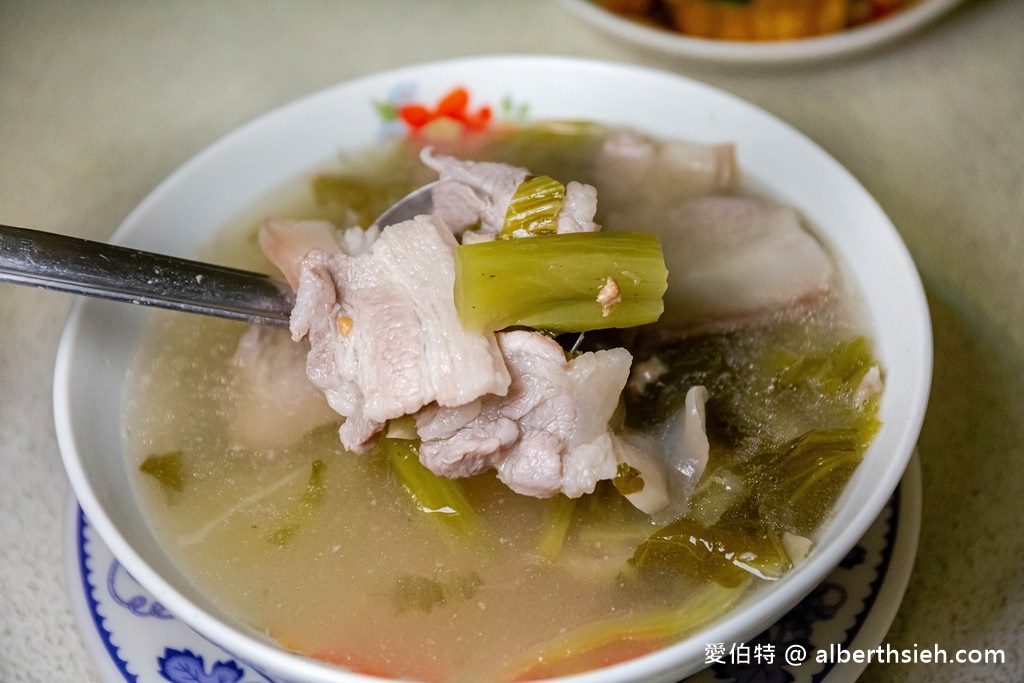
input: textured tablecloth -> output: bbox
[2,1,1022,681]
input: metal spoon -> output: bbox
[0,182,436,328]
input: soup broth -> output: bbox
[126,122,880,682]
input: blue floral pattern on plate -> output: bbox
[64,455,918,683]
[158,649,245,683]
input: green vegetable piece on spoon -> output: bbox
[455,231,668,334]
[500,175,565,237]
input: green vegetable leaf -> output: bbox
[625,331,880,460]
[535,494,578,563]
[394,570,484,614]
[139,451,185,494]
[772,336,876,397]
[268,459,327,547]
[628,515,791,587]
[612,462,645,496]
[751,427,867,535]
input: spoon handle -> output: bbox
[0,224,293,327]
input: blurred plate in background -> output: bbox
[559,0,963,63]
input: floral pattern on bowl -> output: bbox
[373,84,529,143]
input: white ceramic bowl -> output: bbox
[560,0,963,64]
[54,55,932,683]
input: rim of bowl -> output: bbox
[53,54,933,683]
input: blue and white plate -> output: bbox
[65,454,920,683]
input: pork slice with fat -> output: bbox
[417,330,632,498]
[658,195,836,333]
[290,214,511,453]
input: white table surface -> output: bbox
[2,1,1022,681]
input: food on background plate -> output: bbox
[601,0,920,41]
[128,91,883,681]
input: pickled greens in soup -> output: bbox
[127,118,882,682]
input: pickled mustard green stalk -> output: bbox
[454,231,668,334]
[508,579,748,680]
[377,438,486,538]
[500,175,565,237]
[535,494,577,563]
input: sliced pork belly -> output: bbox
[658,195,835,332]
[414,400,518,478]
[417,330,632,498]
[595,128,736,230]
[227,325,339,450]
[290,215,511,453]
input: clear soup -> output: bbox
[126,121,880,682]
